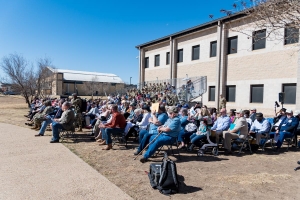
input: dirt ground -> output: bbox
[1,95,300,200]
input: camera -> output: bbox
[275,101,280,108]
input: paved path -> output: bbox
[0,123,133,200]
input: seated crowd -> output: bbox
[24,90,300,162]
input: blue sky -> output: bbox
[0,0,237,84]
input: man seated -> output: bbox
[140,106,181,163]
[210,108,230,145]
[223,109,248,155]
[133,105,168,155]
[84,102,99,129]
[98,104,127,150]
[272,108,286,131]
[31,100,53,130]
[249,112,270,146]
[35,99,64,137]
[270,109,299,152]
[49,102,75,143]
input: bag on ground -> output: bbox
[148,152,179,195]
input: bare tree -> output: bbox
[36,58,54,97]
[220,0,300,46]
[1,53,36,107]
[84,75,99,99]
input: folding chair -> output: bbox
[111,130,127,148]
[155,135,181,159]
[59,125,76,142]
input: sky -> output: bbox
[0,0,237,85]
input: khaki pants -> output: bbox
[223,132,239,150]
[93,119,101,137]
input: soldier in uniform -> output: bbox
[71,93,83,132]
[31,100,53,129]
[219,94,227,109]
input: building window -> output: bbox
[192,45,200,60]
[166,52,170,65]
[284,26,299,45]
[154,54,160,67]
[177,49,183,63]
[282,83,296,104]
[226,85,236,102]
[250,85,264,103]
[228,36,238,54]
[145,57,149,68]
[252,29,266,50]
[209,86,215,101]
[210,41,217,57]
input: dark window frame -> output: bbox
[144,57,149,68]
[226,85,236,102]
[282,83,297,104]
[252,29,266,50]
[284,26,299,45]
[227,36,238,54]
[166,52,170,65]
[177,49,183,63]
[250,84,264,103]
[209,86,215,101]
[210,41,217,57]
[192,45,200,60]
[154,54,160,67]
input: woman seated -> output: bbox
[125,108,144,141]
[188,119,209,151]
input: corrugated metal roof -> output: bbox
[48,67,124,83]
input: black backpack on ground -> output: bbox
[148,152,179,195]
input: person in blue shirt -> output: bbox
[140,106,181,163]
[270,109,299,152]
[249,113,271,145]
[211,108,231,145]
[177,108,190,149]
[134,105,168,155]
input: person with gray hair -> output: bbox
[49,102,75,143]
[223,109,248,155]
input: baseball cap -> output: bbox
[235,109,244,114]
[285,109,292,114]
[167,106,179,113]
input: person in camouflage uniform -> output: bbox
[219,94,227,109]
[71,93,83,131]
[31,100,53,129]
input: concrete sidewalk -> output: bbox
[0,123,133,200]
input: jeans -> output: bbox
[139,129,148,143]
[39,118,52,135]
[190,134,206,147]
[51,121,64,141]
[270,131,294,148]
[137,131,158,152]
[103,128,125,144]
[178,130,195,143]
[143,134,174,159]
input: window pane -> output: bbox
[226,85,236,102]
[155,54,160,66]
[209,86,215,101]
[145,57,149,68]
[283,83,296,104]
[228,36,238,54]
[285,27,299,45]
[192,45,200,60]
[251,85,264,103]
[166,52,170,65]
[177,49,183,63]
[210,41,217,57]
[253,30,266,50]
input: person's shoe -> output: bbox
[133,151,140,155]
[187,144,194,152]
[178,145,186,150]
[31,126,38,129]
[24,115,29,117]
[50,140,59,143]
[85,125,92,129]
[34,134,43,137]
[95,135,101,140]
[102,144,112,150]
[97,139,103,143]
[140,157,148,163]
[99,140,106,145]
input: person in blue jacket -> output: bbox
[270,109,299,152]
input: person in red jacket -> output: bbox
[99,104,126,150]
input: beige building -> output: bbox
[44,67,124,96]
[136,13,300,116]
